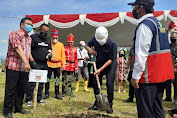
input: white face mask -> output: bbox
[52,39,58,44]
[96,38,107,46]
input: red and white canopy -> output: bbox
[26,10,177,28]
[26,10,177,46]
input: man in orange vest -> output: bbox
[43,29,66,100]
[128,0,174,117]
[62,34,78,97]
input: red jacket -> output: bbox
[64,46,78,71]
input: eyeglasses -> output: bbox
[67,42,73,43]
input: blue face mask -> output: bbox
[81,46,85,49]
[24,24,32,33]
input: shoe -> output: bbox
[88,105,98,110]
[123,90,126,93]
[25,101,33,106]
[62,93,65,97]
[43,94,49,99]
[38,100,47,105]
[84,80,90,92]
[74,81,79,92]
[106,107,113,114]
[123,98,133,103]
[14,109,30,114]
[5,113,13,118]
[163,98,172,102]
[174,100,177,105]
[55,95,62,100]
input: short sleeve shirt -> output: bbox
[5,29,32,71]
[77,48,88,67]
[87,37,117,68]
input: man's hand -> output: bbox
[89,50,97,56]
[131,78,139,88]
[24,62,31,72]
[61,65,65,71]
[75,68,78,73]
[94,68,102,75]
[125,68,129,74]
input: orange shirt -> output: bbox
[47,41,66,68]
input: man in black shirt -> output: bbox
[25,24,51,106]
[85,27,117,114]
[164,32,177,105]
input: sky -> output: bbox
[0,0,177,60]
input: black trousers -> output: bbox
[135,82,167,118]
[127,71,134,99]
[93,61,116,105]
[88,63,94,87]
[45,67,61,95]
[62,71,74,94]
[25,62,48,102]
[165,74,177,100]
[3,69,29,115]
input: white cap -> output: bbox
[95,26,108,41]
[79,41,86,46]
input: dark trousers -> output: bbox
[127,71,134,99]
[3,69,29,115]
[25,62,47,102]
[88,63,93,87]
[93,61,116,105]
[165,74,177,100]
[62,71,74,94]
[45,67,61,95]
[135,82,167,118]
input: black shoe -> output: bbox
[55,95,62,100]
[62,93,66,97]
[43,94,49,99]
[163,98,172,102]
[88,105,98,110]
[14,109,30,114]
[106,107,113,114]
[5,113,13,118]
[174,100,177,105]
[123,98,133,103]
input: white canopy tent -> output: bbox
[26,10,177,47]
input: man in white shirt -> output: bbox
[128,0,174,118]
[75,41,90,92]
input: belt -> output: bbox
[48,60,61,63]
[66,60,75,63]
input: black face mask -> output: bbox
[119,54,124,57]
[40,32,48,38]
[132,9,139,19]
[171,38,177,44]
[132,6,141,19]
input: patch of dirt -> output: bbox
[48,112,119,118]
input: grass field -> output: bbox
[0,72,176,118]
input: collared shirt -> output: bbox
[132,13,153,80]
[87,37,117,68]
[77,48,89,67]
[5,29,32,71]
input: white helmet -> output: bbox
[95,26,108,41]
[79,41,86,46]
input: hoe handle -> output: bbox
[93,61,101,91]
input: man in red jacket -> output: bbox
[62,34,78,97]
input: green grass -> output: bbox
[0,72,176,118]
